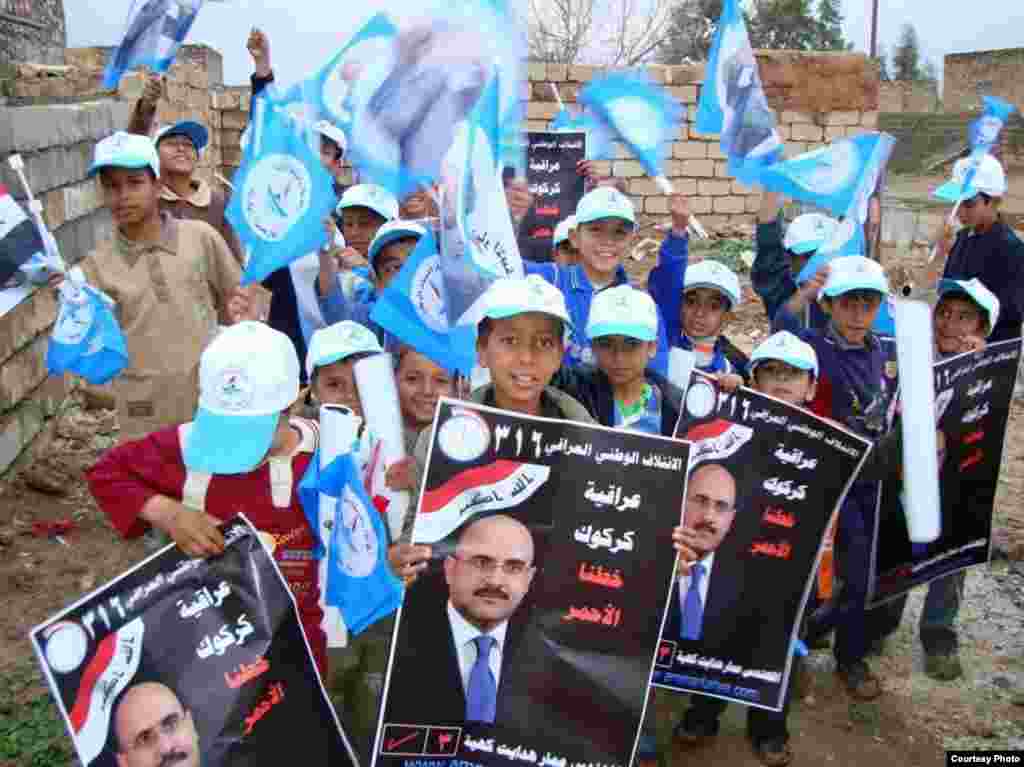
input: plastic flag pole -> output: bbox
[7,154,67,274]
[654,175,708,240]
[549,82,564,111]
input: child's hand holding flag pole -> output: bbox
[6,154,67,285]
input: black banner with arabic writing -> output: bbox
[520,132,586,263]
[653,376,871,710]
[868,339,1023,606]
[30,515,355,767]
[375,398,689,767]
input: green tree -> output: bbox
[875,44,892,82]
[816,0,848,50]
[892,23,922,81]
[659,0,724,63]
[922,58,938,82]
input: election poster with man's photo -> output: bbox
[374,399,690,767]
[30,515,356,767]
[868,338,1023,606]
[653,375,871,711]
[520,132,586,262]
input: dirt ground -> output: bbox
[2,245,1023,766]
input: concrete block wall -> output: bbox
[0,0,65,68]
[0,98,129,475]
[879,80,940,114]
[944,48,1024,115]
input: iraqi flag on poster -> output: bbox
[0,185,46,285]
[103,0,204,89]
[413,460,551,543]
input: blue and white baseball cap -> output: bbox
[312,120,348,156]
[819,255,889,299]
[481,274,572,328]
[553,215,577,247]
[575,187,636,228]
[154,120,209,152]
[306,321,383,379]
[683,260,742,309]
[184,322,300,475]
[937,277,1001,335]
[586,285,658,342]
[367,220,427,269]
[784,213,837,255]
[337,184,399,221]
[87,132,160,177]
[933,154,1007,203]
[750,331,819,378]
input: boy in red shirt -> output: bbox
[87,321,327,673]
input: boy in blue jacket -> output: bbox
[647,195,694,346]
[525,188,670,375]
[678,260,749,383]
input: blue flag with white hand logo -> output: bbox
[959,95,1018,200]
[579,70,683,181]
[103,0,204,89]
[697,0,784,183]
[371,228,478,375]
[226,98,338,286]
[298,450,403,636]
[47,281,128,385]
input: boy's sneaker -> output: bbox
[671,717,718,749]
[924,650,963,681]
[753,736,793,767]
[836,660,882,700]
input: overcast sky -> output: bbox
[64,0,1024,89]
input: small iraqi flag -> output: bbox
[0,185,45,285]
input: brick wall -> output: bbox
[0,0,65,68]
[879,80,940,114]
[0,99,131,474]
[944,48,1024,114]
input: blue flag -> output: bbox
[548,107,614,161]
[103,0,203,89]
[579,70,683,181]
[940,95,1018,204]
[757,132,895,221]
[226,98,338,286]
[371,228,478,375]
[47,282,128,385]
[697,0,784,183]
[298,450,403,636]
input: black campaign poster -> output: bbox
[30,515,356,767]
[653,375,871,710]
[375,398,690,767]
[868,338,1023,606]
[521,131,586,263]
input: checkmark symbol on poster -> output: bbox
[386,731,420,751]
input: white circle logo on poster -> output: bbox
[339,487,378,577]
[411,254,449,333]
[789,140,861,196]
[686,378,717,419]
[43,621,89,674]
[439,408,491,463]
[242,154,312,242]
[606,97,662,152]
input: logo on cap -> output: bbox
[215,368,254,411]
[242,154,313,242]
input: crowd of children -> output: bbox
[70,24,1024,767]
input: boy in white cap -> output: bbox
[672,330,818,767]
[772,255,897,701]
[128,75,244,265]
[526,188,670,374]
[556,285,682,436]
[551,215,579,267]
[751,191,838,329]
[69,132,250,442]
[678,260,749,385]
[934,154,1023,343]
[86,321,328,672]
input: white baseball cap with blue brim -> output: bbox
[553,215,577,247]
[683,260,742,309]
[784,213,838,255]
[154,120,209,152]
[575,187,636,228]
[312,120,348,156]
[751,330,819,378]
[933,154,1008,203]
[305,321,383,379]
[184,322,300,475]
[338,184,399,222]
[819,255,889,299]
[367,220,427,269]
[87,132,160,178]
[587,285,658,342]
[937,277,1001,336]
[481,274,572,328]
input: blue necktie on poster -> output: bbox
[226,98,338,286]
[46,281,128,385]
[370,228,478,375]
[103,0,204,88]
[466,635,497,723]
[697,0,784,184]
[680,564,705,641]
[298,449,403,636]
